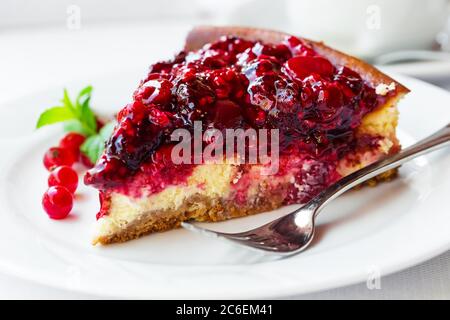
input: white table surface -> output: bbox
[1,21,449,300]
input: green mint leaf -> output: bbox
[75,86,97,134]
[79,121,116,164]
[99,121,115,140]
[36,106,76,129]
[62,89,76,113]
[63,119,92,136]
[76,85,93,107]
[37,86,98,136]
[80,99,97,133]
[80,135,104,164]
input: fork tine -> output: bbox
[180,222,221,239]
[227,238,281,252]
[181,222,299,254]
[242,235,271,244]
[244,238,300,253]
[181,222,270,250]
[235,229,309,253]
[181,222,276,249]
[181,222,257,240]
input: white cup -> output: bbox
[286,0,449,58]
[196,0,289,31]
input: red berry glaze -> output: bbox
[48,166,79,193]
[42,186,73,219]
[84,35,395,206]
[43,147,76,171]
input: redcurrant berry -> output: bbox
[42,186,73,219]
[48,166,78,193]
[59,132,86,157]
[43,147,76,171]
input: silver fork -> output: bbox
[182,124,450,256]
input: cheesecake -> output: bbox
[85,26,409,245]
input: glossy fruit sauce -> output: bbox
[85,35,393,215]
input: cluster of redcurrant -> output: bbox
[41,132,93,219]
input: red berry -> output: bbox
[48,166,79,193]
[284,36,316,57]
[254,110,266,126]
[43,147,76,171]
[42,186,73,219]
[135,78,172,106]
[59,133,86,155]
[148,108,171,127]
[285,56,334,80]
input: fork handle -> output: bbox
[312,123,450,210]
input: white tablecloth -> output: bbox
[1,21,449,300]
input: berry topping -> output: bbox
[43,147,76,171]
[48,165,79,193]
[85,35,391,197]
[42,186,73,219]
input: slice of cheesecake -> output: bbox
[85,26,409,245]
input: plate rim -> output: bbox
[0,73,450,299]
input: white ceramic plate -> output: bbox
[0,72,449,299]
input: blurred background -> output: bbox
[1,0,450,101]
